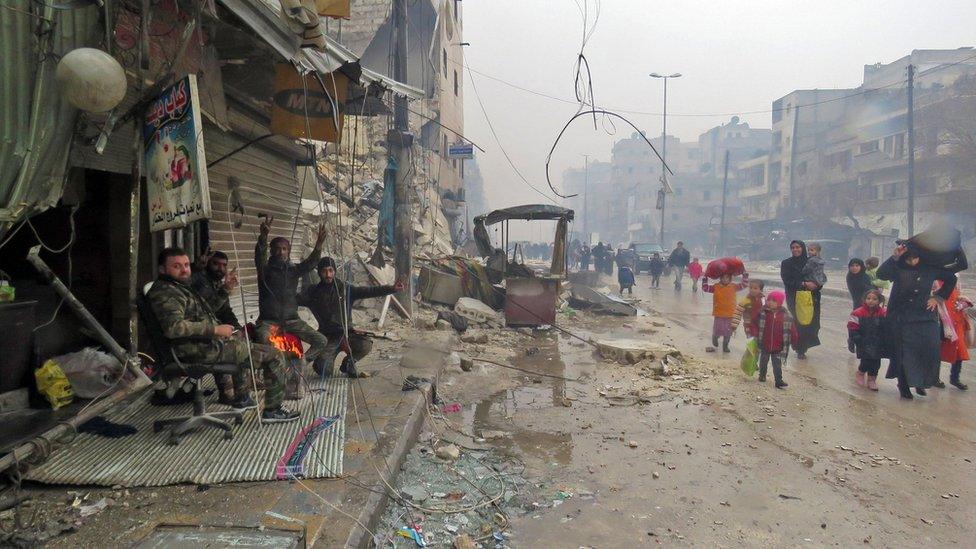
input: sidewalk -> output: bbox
[16,323,448,548]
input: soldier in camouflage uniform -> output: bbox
[149,247,299,423]
[190,248,241,405]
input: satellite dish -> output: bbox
[55,48,127,113]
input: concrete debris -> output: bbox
[435,444,461,461]
[452,533,477,549]
[460,332,489,344]
[479,430,510,440]
[455,297,502,326]
[569,285,639,316]
[594,338,683,365]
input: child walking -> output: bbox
[938,282,971,390]
[703,271,750,352]
[732,279,765,338]
[757,290,798,388]
[687,258,704,292]
[648,253,665,289]
[618,265,636,295]
[847,289,887,391]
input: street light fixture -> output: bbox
[649,71,681,247]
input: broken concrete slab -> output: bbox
[569,285,639,316]
[454,297,502,326]
[593,338,683,365]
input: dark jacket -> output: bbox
[255,233,320,322]
[668,247,690,268]
[848,305,886,360]
[876,256,956,323]
[190,271,241,329]
[648,257,665,276]
[780,240,808,295]
[846,259,874,310]
[298,279,395,337]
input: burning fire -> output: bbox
[267,324,304,358]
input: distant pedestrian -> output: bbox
[580,244,591,271]
[603,243,614,274]
[756,290,798,389]
[847,289,887,391]
[732,279,765,338]
[687,258,704,292]
[703,272,750,353]
[618,265,636,295]
[877,243,956,399]
[648,252,665,288]
[668,241,691,290]
[937,282,971,391]
[846,258,874,309]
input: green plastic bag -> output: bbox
[740,337,759,377]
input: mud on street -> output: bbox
[379,273,975,548]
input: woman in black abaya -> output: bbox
[780,240,822,358]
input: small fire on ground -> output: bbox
[268,324,304,358]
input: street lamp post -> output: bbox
[650,72,681,247]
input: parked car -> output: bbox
[630,242,670,274]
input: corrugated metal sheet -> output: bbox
[26,377,348,487]
[205,110,309,324]
[0,3,101,228]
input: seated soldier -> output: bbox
[253,216,330,373]
[298,257,402,378]
[190,247,241,406]
[148,247,299,423]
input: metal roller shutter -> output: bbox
[204,120,308,324]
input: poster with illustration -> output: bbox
[144,75,211,232]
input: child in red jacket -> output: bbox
[687,258,704,292]
[847,289,887,391]
[757,290,798,389]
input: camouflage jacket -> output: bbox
[190,271,241,328]
[147,275,222,361]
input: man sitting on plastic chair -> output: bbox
[147,247,300,424]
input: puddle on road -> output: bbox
[457,329,606,467]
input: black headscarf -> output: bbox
[780,240,808,292]
[846,258,873,307]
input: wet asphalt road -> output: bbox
[639,278,976,441]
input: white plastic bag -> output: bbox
[51,348,124,398]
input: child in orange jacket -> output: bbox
[703,272,750,353]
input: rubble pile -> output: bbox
[375,432,529,548]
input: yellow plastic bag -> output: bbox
[795,290,814,326]
[35,360,74,410]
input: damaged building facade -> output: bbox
[736,48,976,257]
[0,0,463,469]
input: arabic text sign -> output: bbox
[144,75,211,232]
[448,143,474,159]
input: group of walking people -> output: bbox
[777,237,970,399]
[694,235,970,398]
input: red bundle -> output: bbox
[705,257,746,279]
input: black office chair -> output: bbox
[136,293,244,445]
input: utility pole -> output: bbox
[582,154,589,244]
[391,0,413,315]
[719,149,730,256]
[906,63,915,236]
[788,104,800,212]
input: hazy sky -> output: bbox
[460,0,975,238]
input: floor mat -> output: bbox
[25,378,347,487]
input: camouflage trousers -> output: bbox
[205,339,287,409]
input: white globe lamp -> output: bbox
[55,47,127,113]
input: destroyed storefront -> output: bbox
[0,0,424,481]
